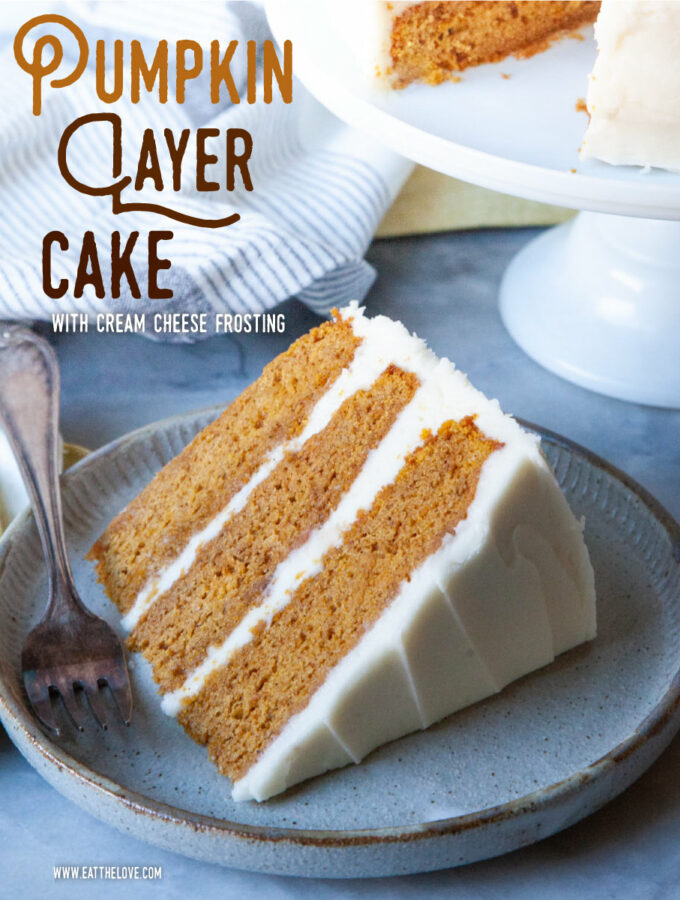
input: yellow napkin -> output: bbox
[377,166,574,237]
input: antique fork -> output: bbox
[0,325,132,734]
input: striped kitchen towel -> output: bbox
[0,1,411,339]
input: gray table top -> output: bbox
[2,228,679,899]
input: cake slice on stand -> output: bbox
[341,1,601,87]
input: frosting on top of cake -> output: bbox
[582,0,680,170]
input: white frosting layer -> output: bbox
[581,0,680,170]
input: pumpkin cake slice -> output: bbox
[90,305,596,802]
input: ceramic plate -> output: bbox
[0,409,679,878]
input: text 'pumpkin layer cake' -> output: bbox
[89,305,596,802]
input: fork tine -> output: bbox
[107,677,133,726]
[58,685,88,731]
[33,696,61,736]
[23,674,61,736]
[83,684,109,730]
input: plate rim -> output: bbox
[0,406,679,850]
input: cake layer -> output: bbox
[345,0,600,88]
[389,1,600,86]
[88,316,360,613]
[581,0,680,170]
[177,417,500,781]
[129,365,419,691]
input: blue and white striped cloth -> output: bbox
[0,1,411,338]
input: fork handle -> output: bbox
[0,325,83,617]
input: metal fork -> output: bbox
[0,325,132,735]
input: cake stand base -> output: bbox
[499,212,680,408]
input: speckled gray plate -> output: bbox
[0,408,679,878]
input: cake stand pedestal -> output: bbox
[267,0,680,408]
[500,212,680,407]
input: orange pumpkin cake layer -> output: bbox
[91,304,596,802]
[390,1,600,86]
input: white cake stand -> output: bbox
[267,1,680,408]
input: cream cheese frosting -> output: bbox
[581,0,680,170]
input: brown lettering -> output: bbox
[111,231,141,298]
[148,231,173,298]
[135,129,164,191]
[196,128,220,192]
[165,128,191,191]
[42,231,68,298]
[74,231,105,298]
[227,129,253,191]
[57,116,241,229]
